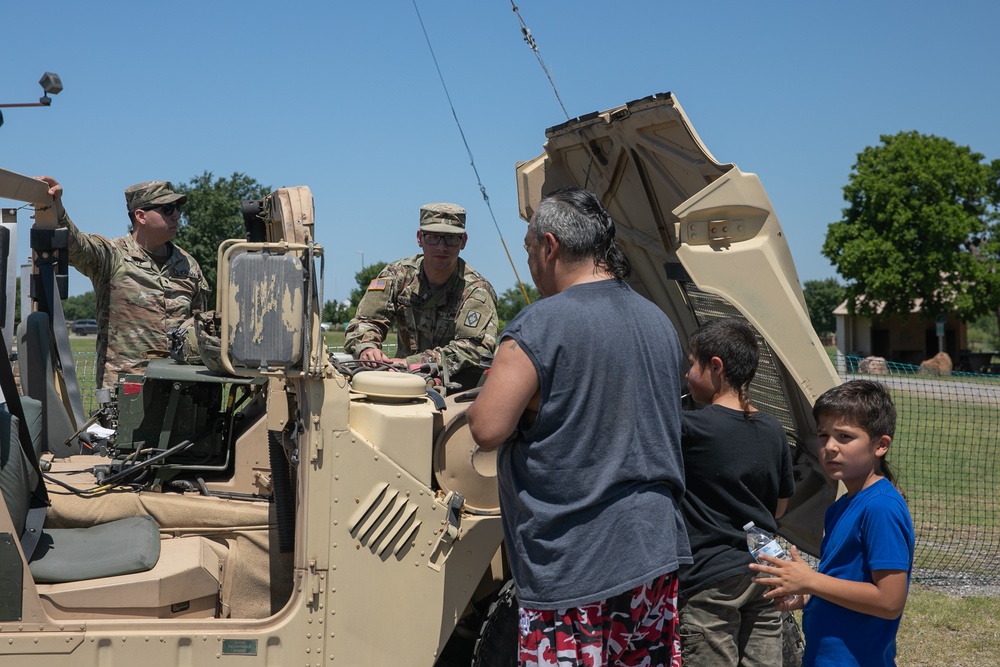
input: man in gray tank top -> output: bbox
[468,187,690,667]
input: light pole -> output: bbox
[356,250,365,272]
[0,73,63,128]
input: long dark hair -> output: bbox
[531,186,631,280]
[688,318,759,419]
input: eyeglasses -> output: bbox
[145,203,182,216]
[422,232,463,247]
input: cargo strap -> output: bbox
[0,326,49,561]
[36,264,85,428]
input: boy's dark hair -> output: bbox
[813,379,896,440]
[688,317,759,418]
[813,379,897,483]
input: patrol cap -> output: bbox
[124,181,187,213]
[419,203,466,234]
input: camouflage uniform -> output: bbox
[344,254,498,378]
[58,187,209,388]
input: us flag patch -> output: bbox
[367,279,387,291]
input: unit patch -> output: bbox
[464,311,482,327]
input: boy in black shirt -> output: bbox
[678,318,795,666]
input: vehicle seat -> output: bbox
[35,536,226,619]
[0,398,161,583]
[1,399,226,618]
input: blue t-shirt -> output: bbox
[802,478,914,666]
[497,280,691,609]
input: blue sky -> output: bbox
[2,1,997,303]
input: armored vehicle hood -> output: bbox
[516,92,840,553]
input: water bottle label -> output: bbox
[752,539,785,561]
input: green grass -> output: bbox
[324,330,346,349]
[896,388,1000,577]
[895,391,999,488]
[69,335,97,354]
[897,585,1000,666]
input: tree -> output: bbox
[174,172,271,298]
[802,278,844,337]
[497,283,540,326]
[62,291,96,321]
[10,276,94,323]
[822,131,1000,331]
[322,300,351,327]
[967,313,1000,351]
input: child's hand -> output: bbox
[749,545,815,600]
[772,593,807,612]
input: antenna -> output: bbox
[410,0,532,303]
[510,3,570,120]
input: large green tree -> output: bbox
[174,172,271,298]
[802,278,844,337]
[822,131,1000,329]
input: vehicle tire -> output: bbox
[73,328,84,336]
[781,611,804,667]
[471,578,518,667]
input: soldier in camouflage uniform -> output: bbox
[39,176,209,389]
[344,203,498,389]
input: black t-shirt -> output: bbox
[678,405,795,597]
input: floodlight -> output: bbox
[39,72,63,95]
[0,72,64,120]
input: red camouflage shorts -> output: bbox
[517,572,681,667]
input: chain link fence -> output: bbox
[72,351,100,414]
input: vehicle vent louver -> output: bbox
[348,483,422,559]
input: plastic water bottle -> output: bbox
[743,521,786,562]
[745,521,800,604]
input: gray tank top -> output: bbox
[497,279,691,609]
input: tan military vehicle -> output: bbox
[0,92,837,666]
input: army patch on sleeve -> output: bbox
[367,279,387,291]
[464,311,482,327]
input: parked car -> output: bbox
[72,319,99,335]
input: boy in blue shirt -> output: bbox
[750,380,915,666]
